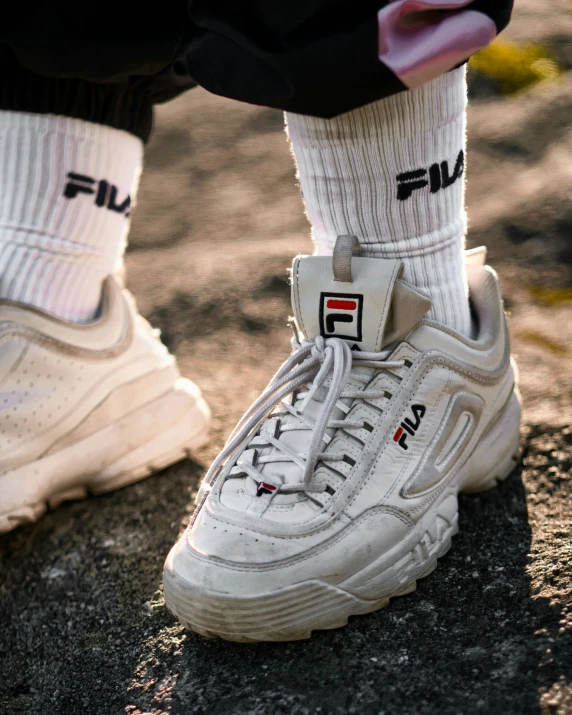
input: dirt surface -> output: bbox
[1,6,571,714]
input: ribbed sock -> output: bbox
[286,68,471,336]
[0,111,142,322]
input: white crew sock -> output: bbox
[286,67,471,336]
[0,111,143,322]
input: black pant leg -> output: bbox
[1,0,197,142]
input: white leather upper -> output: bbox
[0,278,177,473]
[173,253,516,594]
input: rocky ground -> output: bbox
[1,4,571,714]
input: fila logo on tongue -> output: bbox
[319,292,364,342]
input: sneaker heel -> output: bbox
[461,390,522,494]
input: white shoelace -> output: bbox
[196,336,404,505]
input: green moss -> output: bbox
[528,285,572,307]
[469,41,562,95]
[517,330,569,355]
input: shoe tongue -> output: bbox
[291,236,432,351]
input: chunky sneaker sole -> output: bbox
[0,278,210,534]
[164,391,520,641]
[164,240,520,642]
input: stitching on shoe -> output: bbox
[0,322,132,360]
[187,505,414,572]
[382,371,452,503]
[209,349,509,536]
[346,365,451,513]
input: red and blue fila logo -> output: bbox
[319,292,364,342]
[256,481,277,497]
[393,404,426,450]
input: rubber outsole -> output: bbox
[0,379,211,535]
[164,455,518,642]
[163,392,522,642]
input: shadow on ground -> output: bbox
[1,427,570,715]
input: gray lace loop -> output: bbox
[196,336,404,504]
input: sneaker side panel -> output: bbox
[0,313,176,472]
[0,283,211,531]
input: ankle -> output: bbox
[0,111,142,322]
[286,68,472,336]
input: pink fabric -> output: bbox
[378,0,497,89]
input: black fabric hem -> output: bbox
[470,0,513,32]
[0,47,153,142]
[184,14,406,118]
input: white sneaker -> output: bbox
[0,277,210,534]
[164,237,521,642]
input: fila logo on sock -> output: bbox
[396,150,464,201]
[319,293,363,342]
[63,172,132,217]
[393,404,426,450]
